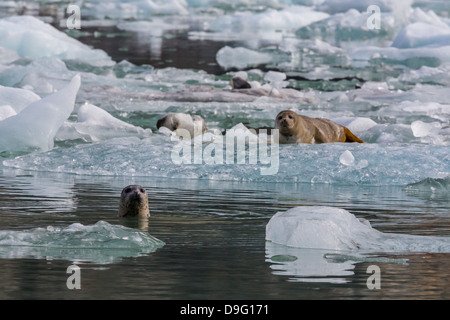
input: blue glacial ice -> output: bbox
[266,206,450,253]
[56,103,153,143]
[0,15,111,63]
[0,6,448,188]
[0,85,41,115]
[0,221,165,264]
[0,75,80,153]
[4,135,448,185]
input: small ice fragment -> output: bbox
[411,120,442,137]
[158,126,175,136]
[339,150,355,166]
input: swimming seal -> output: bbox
[275,110,364,144]
[156,113,206,138]
[118,185,150,218]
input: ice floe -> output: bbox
[266,206,450,252]
[0,221,165,264]
[56,103,152,143]
[0,75,80,153]
[0,15,111,63]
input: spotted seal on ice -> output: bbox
[275,110,364,144]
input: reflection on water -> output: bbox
[0,169,449,299]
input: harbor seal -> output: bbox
[118,185,150,218]
[156,113,206,138]
[275,110,364,144]
[230,76,251,89]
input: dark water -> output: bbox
[0,170,449,300]
[67,25,232,75]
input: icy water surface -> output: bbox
[0,0,449,300]
[0,171,449,299]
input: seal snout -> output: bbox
[280,118,289,127]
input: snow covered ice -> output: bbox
[0,5,447,184]
[266,206,450,253]
[0,74,80,153]
[0,16,111,63]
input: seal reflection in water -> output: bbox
[118,185,150,218]
[275,110,364,144]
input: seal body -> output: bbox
[118,185,150,218]
[230,76,252,89]
[156,113,206,138]
[275,110,364,144]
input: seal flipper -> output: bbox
[343,127,364,143]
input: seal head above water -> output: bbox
[118,185,150,218]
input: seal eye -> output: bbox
[125,187,132,193]
[140,188,145,193]
[278,116,283,120]
[288,115,293,119]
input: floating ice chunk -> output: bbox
[0,75,81,153]
[0,16,111,62]
[0,105,16,121]
[0,85,41,113]
[392,23,450,49]
[190,5,329,44]
[158,126,175,137]
[56,103,152,142]
[399,63,450,86]
[0,46,21,64]
[5,140,448,185]
[0,57,73,90]
[349,45,450,66]
[209,6,329,33]
[332,117,378,135]
[404,176,450,197]
[360,124,415,143]
[264,71,288,89]
[409,8,450,29]
[0,221,165,264]
[397,101,450,122]
[216,46,272,70]
[339,150,355,166]
[411,120,444,138]
[234,71,248,81]
[266,206,382,251]
[266,206,450,253]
